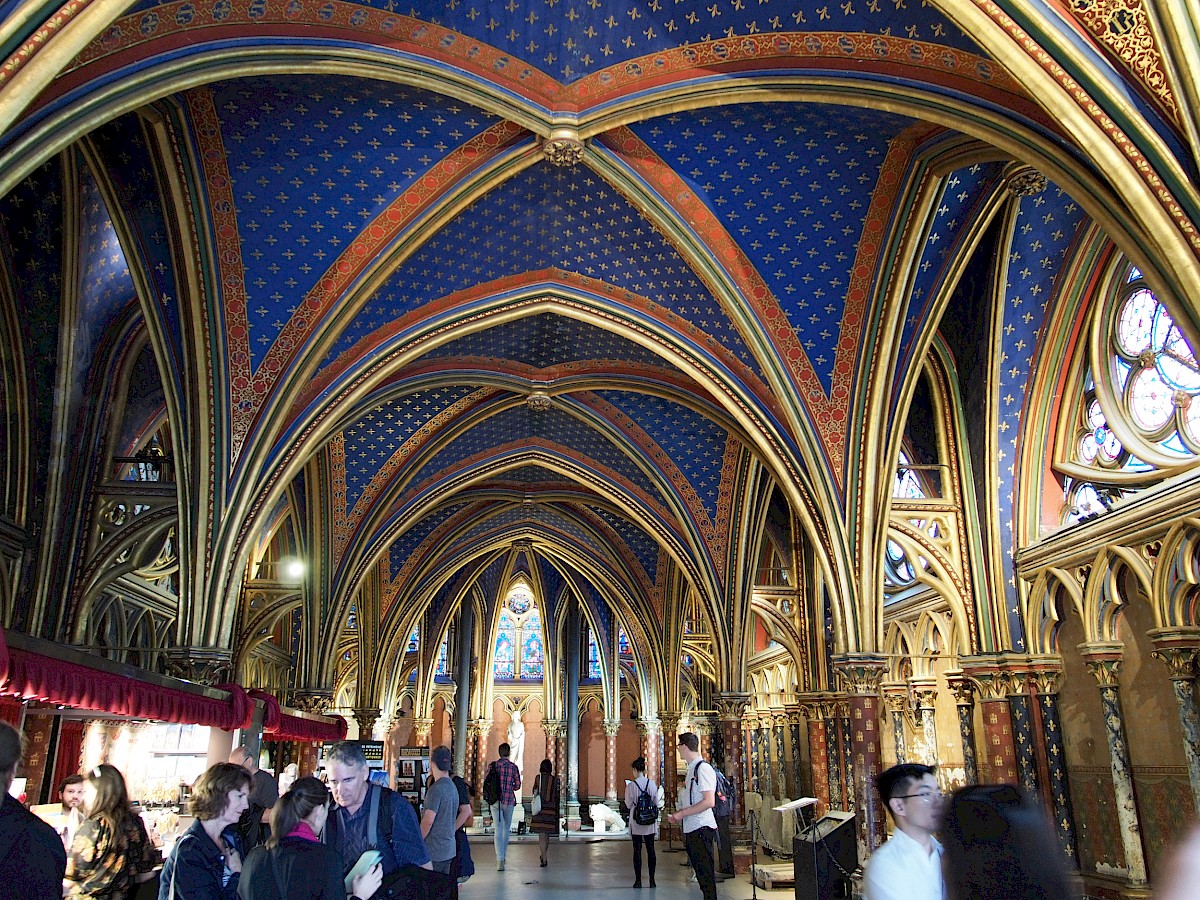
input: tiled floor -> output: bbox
[459,834,796,898]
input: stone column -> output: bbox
[833,655,887,853]
[882,683,908,765]
[603,718,622,803]
[352,707,381,740]
[944,672,978,785]
[473,718,490,813]
[453,604,474,777]
[909,678,938,766]
[1006,672,1040,796]
[965,666,1018,784]
[1149,628,1200,819]
[821,700,844,809]
[802,699,831,811]
[639,718,663,796]
[660,712,681,840]
[715,693,750,828]
[565,600,582,829]
[1081,643,1147,887]
[786,706,805,801]
[544,719,565,788]
[1028,663,1078,866]
[755,715,772,796]
[773,717,788,799]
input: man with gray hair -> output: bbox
[0,720,66,897]
[323,741,431,878]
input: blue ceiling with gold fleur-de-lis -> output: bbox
[77,160,136,357]
[333,161,767,381]
[204,74,503,370]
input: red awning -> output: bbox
[250,688,347,742]
[0,630,251,729]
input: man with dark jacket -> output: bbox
[0,721,66,899]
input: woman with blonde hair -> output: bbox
[65,764,159,898]
[158,762,251,899]
[238,776,381,900]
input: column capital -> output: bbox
[659,711,682,732]
[289,690,334,715]
[959,655,1029,699]
[1026,656,1065,695]
[1079,642,1124,686]
[543,718,564,738]
[637,717,662,737]
[714,692,751,720]
[351,707,381,736]
[603,718,623,738]
[908,677,938,710]
[882,684,909,716]
[944,671,975,706]
[411,717,434,743]
[1149,628,1200,680]
[832,653,887,694]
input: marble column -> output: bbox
[603,718,622,803]
[715,693,750,828]
[1029,663,1078,866]
[944,672,978,785]
[1149,628,1200,819]
[786,706,805,801]
[1081,643,1147,887]
[833,655,887,853]
[1007,674,1039,796]
[838,701,855,808]
[802,699,831,811]
[882,684,908,765]
[909,678,938,767]
[756,716,773,797]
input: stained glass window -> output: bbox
[618,629,630,656]
[893,451,927,499]
[588,630,601,679]
[521,632,545,678]
[493,631,515,679]
[435,635,449,676]
[406,626,419,653]
[493,583,545,680]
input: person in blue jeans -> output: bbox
[489,743,521,871]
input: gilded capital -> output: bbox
[1148,628,1200,681]
[832,653,887,695]
[603,718,623,738]
[944,671,975,706]
[1079,642,1124,686]
[714,692,751,721]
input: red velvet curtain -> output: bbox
[51,719,85,792]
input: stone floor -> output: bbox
[459,834,797,898]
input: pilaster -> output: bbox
[1149,628,1200,820]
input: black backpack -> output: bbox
[632,779,658,826]
[710,764,735,818]
[482,763,501,805]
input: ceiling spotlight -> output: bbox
[285,560,306,580]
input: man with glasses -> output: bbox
[864,763,945,900]
[666,732,717,900]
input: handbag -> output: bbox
[531,776,542,816]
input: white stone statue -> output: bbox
[590,803,628,834]
[507,709,526,800]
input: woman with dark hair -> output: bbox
[238,776,382,900]
[623,757,659,889]
[65,764,159,898]
[940,784,1075,900]
[529,758,560,868]
[158,762,251,900]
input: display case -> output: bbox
[394,747,430,807]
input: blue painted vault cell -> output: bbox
[332,162,767,381]
[205,74,500,371]
[631,101,917,393]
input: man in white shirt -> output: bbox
[667,732,717,900]
[864,763,946,900]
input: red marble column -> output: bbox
[660,713,681,841]
[473,719,490,814]
[970,672,1019,785]
[640,718,662,789]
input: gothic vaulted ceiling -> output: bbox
[2,0,1199,699]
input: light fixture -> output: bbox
[285,560,306,580]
